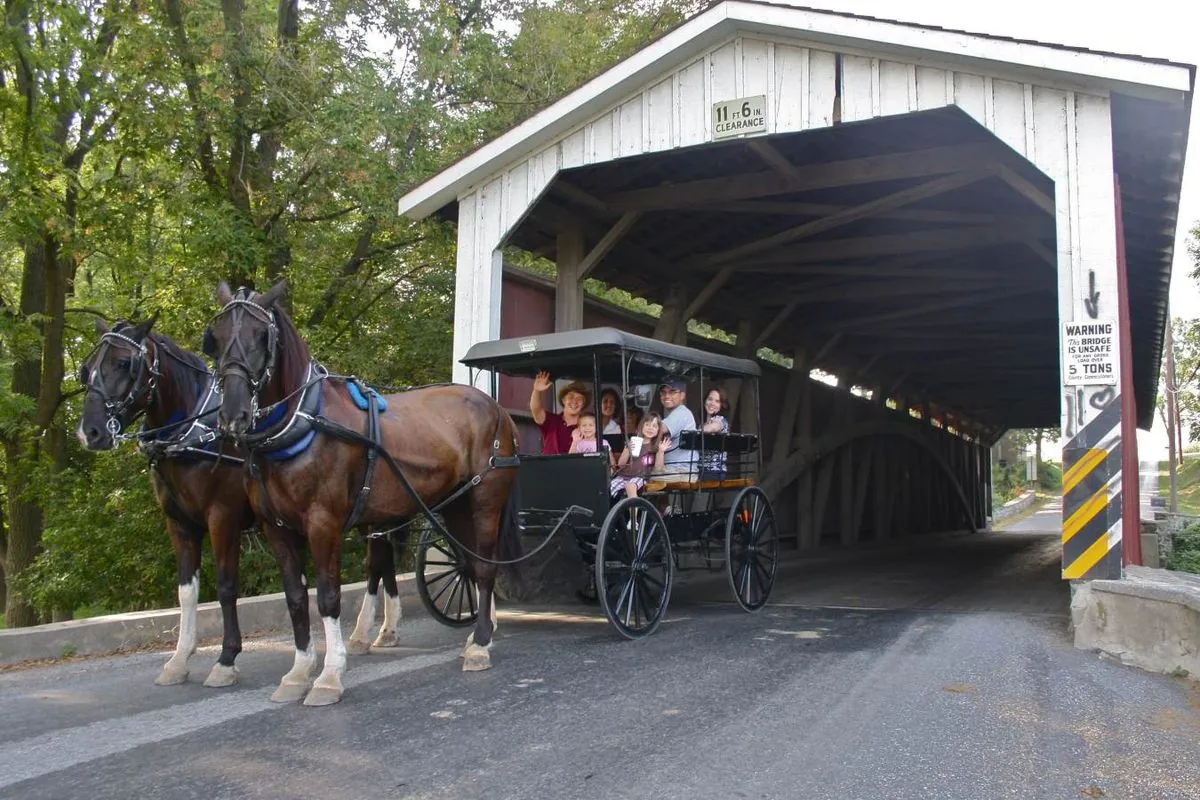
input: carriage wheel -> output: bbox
[724,486,778,612]
[595,497,673,639]
[416,530,478,628]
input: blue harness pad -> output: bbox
[348,381,388,412]
[258,389,323,462]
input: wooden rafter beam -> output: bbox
[751,299,799,350]
[604,142,998,213]
[551,180,609,213]
[576,212,641,281]
[735,260,1027,283]
[779,278,1019,307]
[836,287,1044,329]
[1025,238,1057,268]
[994,164,1055,216]
[746,139,803,180]
[697,170,994,268]
[723,224,1038,265]
[681,264,736,320]
[708,200,1051,229]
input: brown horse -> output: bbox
[204,280,521,706]
[77,315,264,688]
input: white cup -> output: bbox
[629,436,644,457]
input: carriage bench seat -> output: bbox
[643,431,758,492]
[643,476,753,493]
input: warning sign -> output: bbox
[1062,320,1118,386]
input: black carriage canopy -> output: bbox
[459,327,761,387]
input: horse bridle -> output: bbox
[83,330,160,437]
[207,290,279,422]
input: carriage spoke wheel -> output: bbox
[595,497,673,639]
[725,486,778,612]
[416,530,478,628]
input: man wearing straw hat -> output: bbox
[530,370,590,455]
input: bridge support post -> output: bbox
[1050,103,1126,580]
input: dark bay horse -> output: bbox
[204,280,521,706]
[77,315,261,688]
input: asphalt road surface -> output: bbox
[2,533,1198,800]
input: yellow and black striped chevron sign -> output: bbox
[1061,397,1123,580]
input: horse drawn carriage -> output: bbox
[79,283,779,703]
[415,327,779,639]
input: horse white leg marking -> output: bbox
[372,592,401,649]
[270,642,316,703]
[155,573,199,686]
[304,615,347,706]
[461,635,493,672]
[203,662,238,688]
[347,589,376,656]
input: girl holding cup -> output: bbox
[610,412,670,499]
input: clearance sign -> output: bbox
[1062,320,1118,385]
[712,95,767,141]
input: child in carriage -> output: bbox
[568,413,614,465]
[609,412,670,499]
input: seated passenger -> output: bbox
[700,386,730,477]
[610,412,670,499]
[568,413,613,465]
[599,388,623,435]
[529,370,588,455]
[658,380,698,477]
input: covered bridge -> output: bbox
[398,0,1195,581]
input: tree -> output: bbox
[1,0,708,624]
[1,0,145,625]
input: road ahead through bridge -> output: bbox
[2,533,1198,800]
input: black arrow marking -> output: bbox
[1084,270,1100,319]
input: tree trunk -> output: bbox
[3,237,53,627]
[1035,429,1043,468]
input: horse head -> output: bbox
[206,279,288,438]
[77,312,161,450]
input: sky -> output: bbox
[777,0,1200,462]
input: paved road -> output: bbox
[1000,496,1062,534]
[1001,456,1161,535]
[2,533,1198,800]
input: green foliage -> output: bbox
[1167,524,1200,574]
[1038,461,1062,491]
[1,0,705,621]
[991,461,1026,504]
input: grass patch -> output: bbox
[0,613,5,630]
[1157,458,1200,516]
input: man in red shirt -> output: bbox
[529,370,589,454]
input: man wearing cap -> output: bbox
[530,370,589,455]
[659,379,698,475]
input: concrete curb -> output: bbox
[993,490,1037,522]
[0,573,419,666]
[1071,565,1200,678]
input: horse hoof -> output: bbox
[461,644,492,672]
[346,638,372,656]
[303,684,344,707]
[154,664,188,686]
[371,631,399,649]
[270,682,310,704]
[202,664,239,688]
